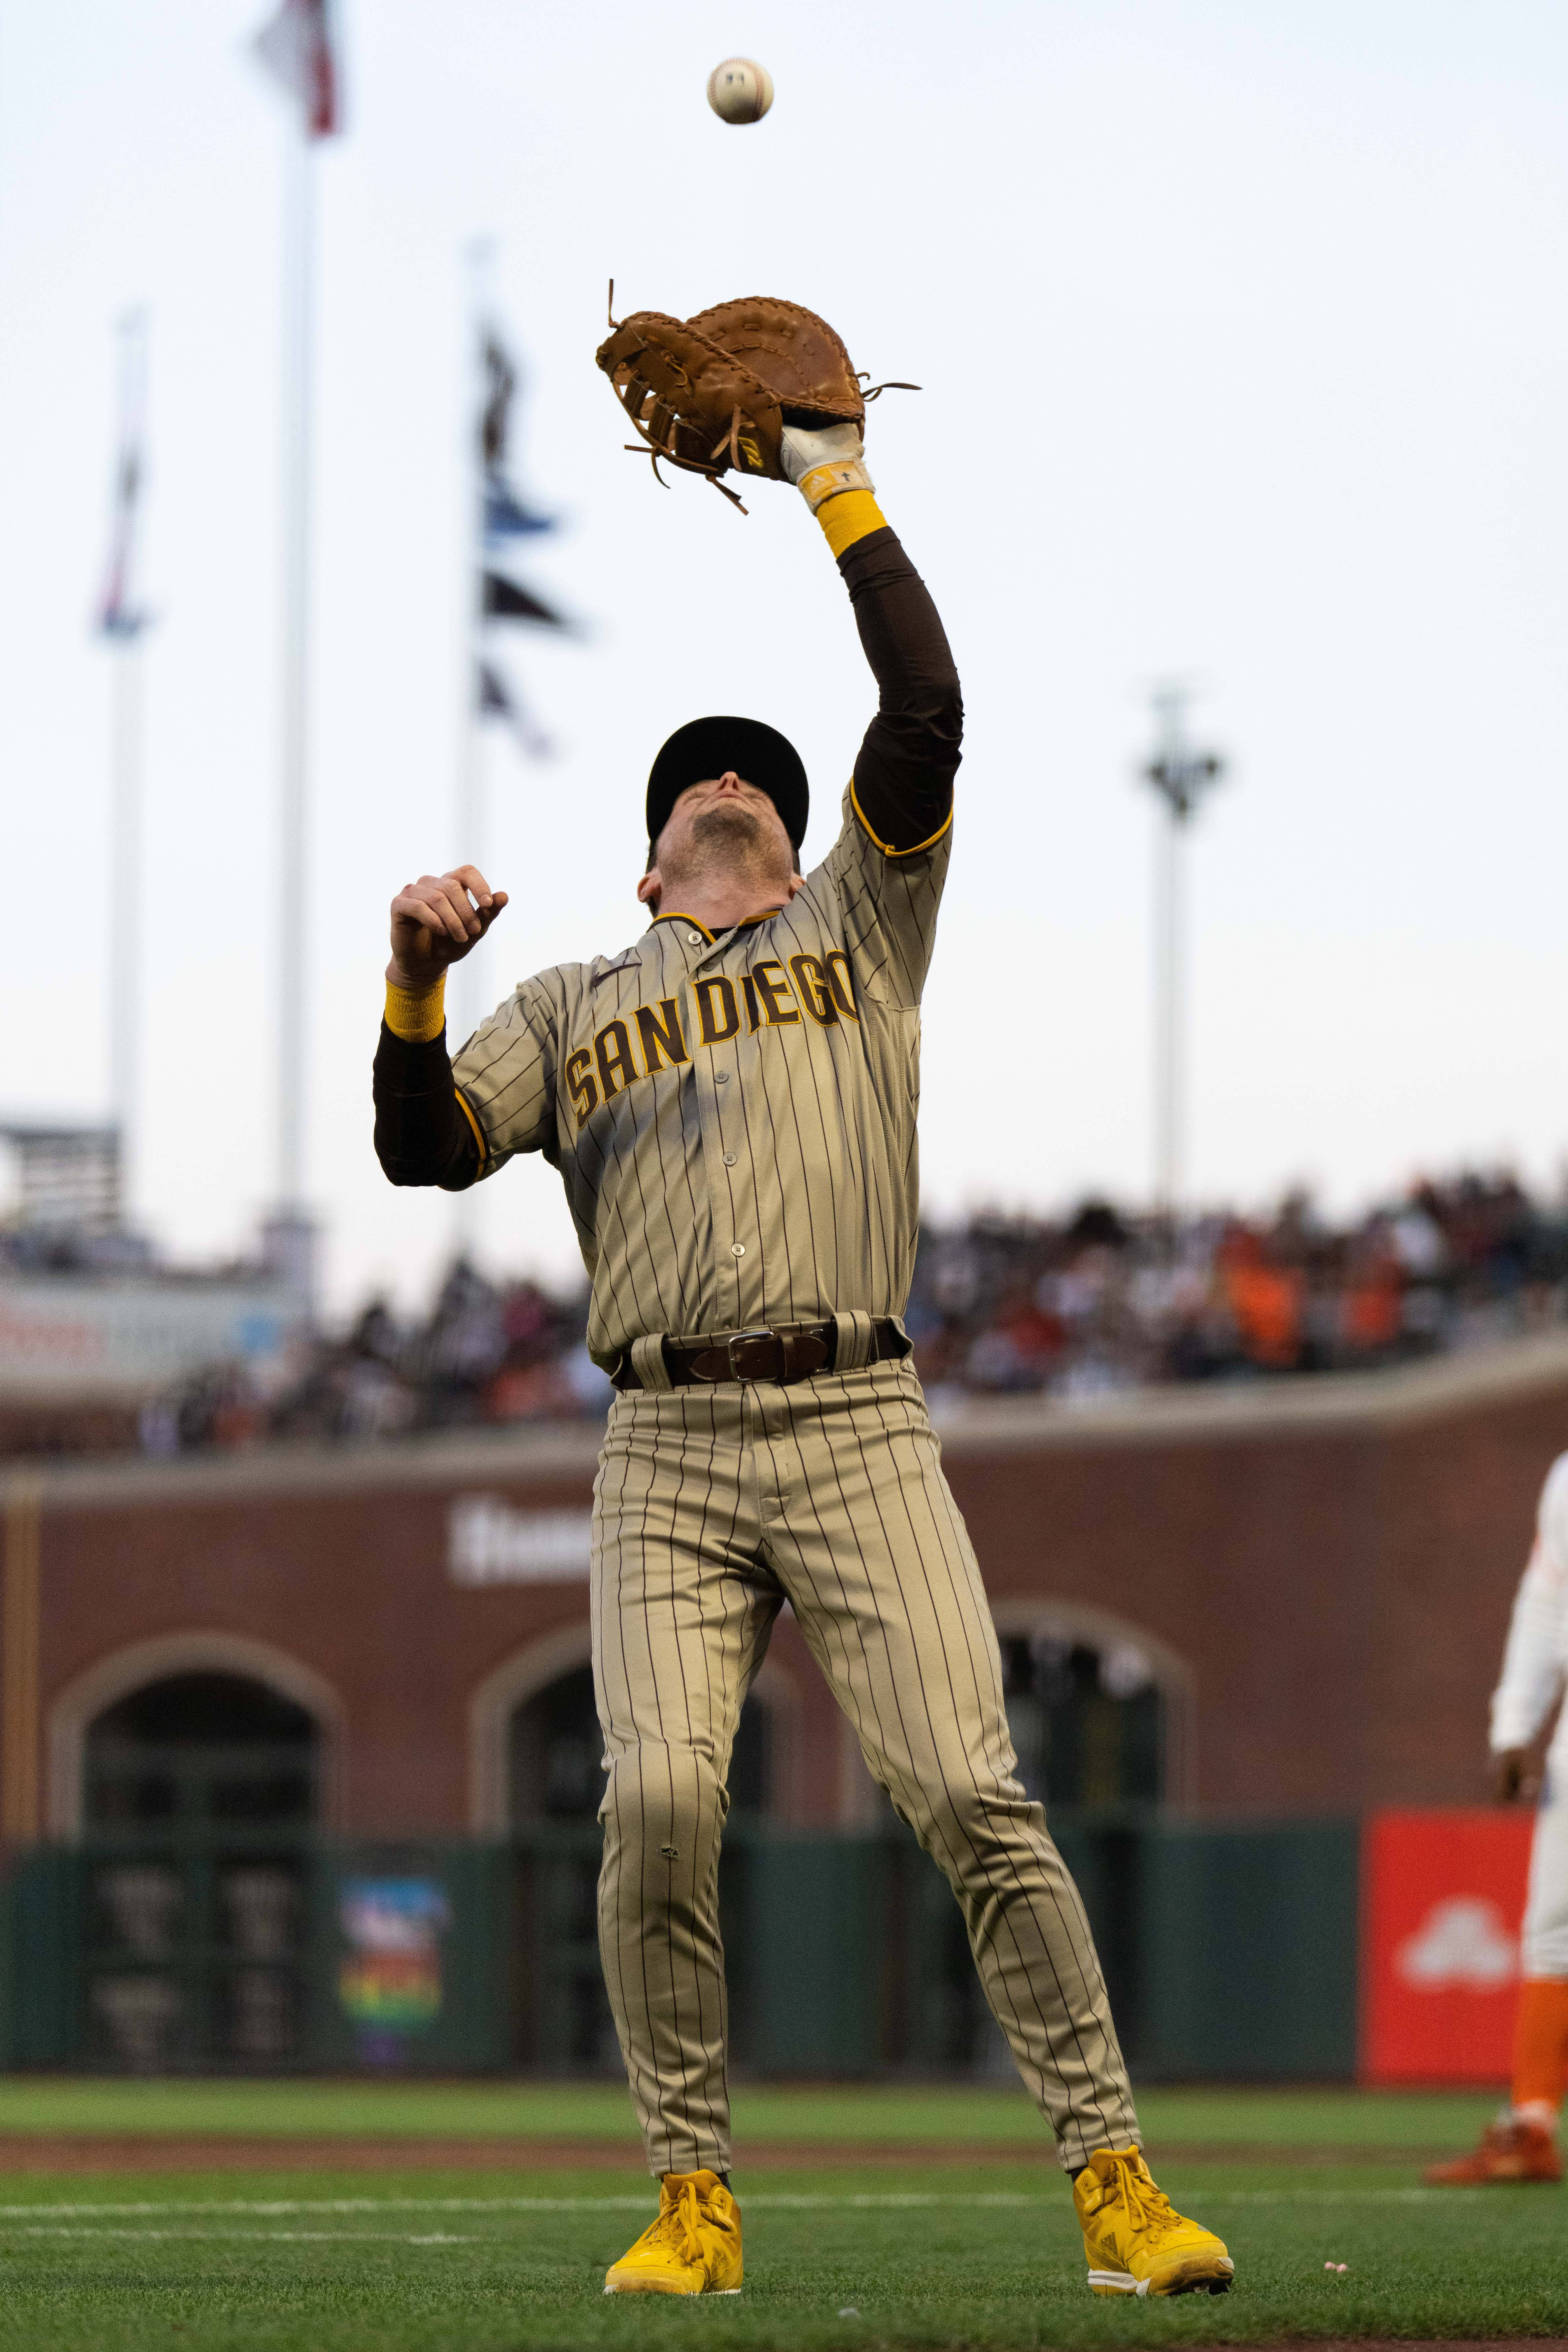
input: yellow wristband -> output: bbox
[384,972,446,1043]
[818,489,888,561]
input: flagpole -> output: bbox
[104,310,150,1232]
[454,238,494,1056]
[270,114,317,1303]
[451,240,495,1262]
[444,249,572,1269]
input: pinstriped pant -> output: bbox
[1523,1743,1568,1976]
[591,1358,1141,2176]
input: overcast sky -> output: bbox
[3,0,1566,1314]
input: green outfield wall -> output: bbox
[0,1816,1360,2081]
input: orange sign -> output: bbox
[1362,1808,1535,2083]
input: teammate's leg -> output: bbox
[1427,1760,1568,2184]
[592,1381,776,2179]
[753,1361,1139,2171]
[1514,1766,1568,2127]
[1512,1975,1568,2128]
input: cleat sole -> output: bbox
[1087,2258,1233,2300]
[1150,2254,1234,2298]
[1088,2270,1143,2297]
[603,2281,742,2297]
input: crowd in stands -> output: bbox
[904,1170,1566,1404]
[136,1259,613,1456]
[132,1167,1568,1453]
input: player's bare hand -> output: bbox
[1492,1747,1537,1804]
[388,866,509,988]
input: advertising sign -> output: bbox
[0,1277,303,1398]
[1362,1807,1535,2083]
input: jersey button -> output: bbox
[715,1072,730,1085]
[723,1151,737,1166]
[731,1242,746,1258]
[687,930,702,945]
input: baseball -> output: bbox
[707,57,774,124]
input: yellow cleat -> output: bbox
[603,2168,743,2297]
[1074,2146,1234,2298]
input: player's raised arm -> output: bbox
[779,424,963,855]
[596,295,962,855]
[372,864,508,1191]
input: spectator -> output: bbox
[117,1164,1568,1458]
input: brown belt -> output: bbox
[611,1318,904,1392]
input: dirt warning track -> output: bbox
[0,2135,1460,2173]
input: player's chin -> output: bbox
[692,805,765,847]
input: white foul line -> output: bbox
[0,2184,1484,2236]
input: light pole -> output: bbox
[1140,686,1224,1222]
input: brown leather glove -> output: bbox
[595,289,908,512]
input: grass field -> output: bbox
[0,2082,1563,2349]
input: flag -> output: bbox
[483,573,569,629]
[478,662,552,759]
[481,335,515,472]
[478,330,554,536]
[98,449,148,640]
[466,311,579,768]
[98,323,150,641]
[484,480,554,540]
[253,0,339,137]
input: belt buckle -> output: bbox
[726,1326,779,1382]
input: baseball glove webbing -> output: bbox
[595,283,917,512]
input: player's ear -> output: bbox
[637,864,662,912]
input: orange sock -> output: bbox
[1511,1978,1568,2113]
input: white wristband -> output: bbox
[779,422,874,511]
[795,456,875,512]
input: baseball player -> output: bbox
[372,311,1232,2299]
[1428,1451,1568,2185]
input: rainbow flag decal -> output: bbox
[337,1878,451,2037]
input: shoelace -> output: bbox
[1100,2156,1181,2245]
[649,2177,705,2267]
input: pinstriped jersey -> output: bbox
[452,784,951,1369]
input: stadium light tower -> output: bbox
[1140,685,1224,1222]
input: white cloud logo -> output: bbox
[1396,1897,1517,1990]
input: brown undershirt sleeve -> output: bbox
[836,522,963,853]
[372,1020,482,1191]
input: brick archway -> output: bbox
[467,1624,806,1833]
[47,1630,346,1837]
[987,1596,1197,1805]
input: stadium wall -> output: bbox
[3,1331,1567,1845]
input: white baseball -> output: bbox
[707,57,774,124]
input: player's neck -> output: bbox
[652,872,797,935]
